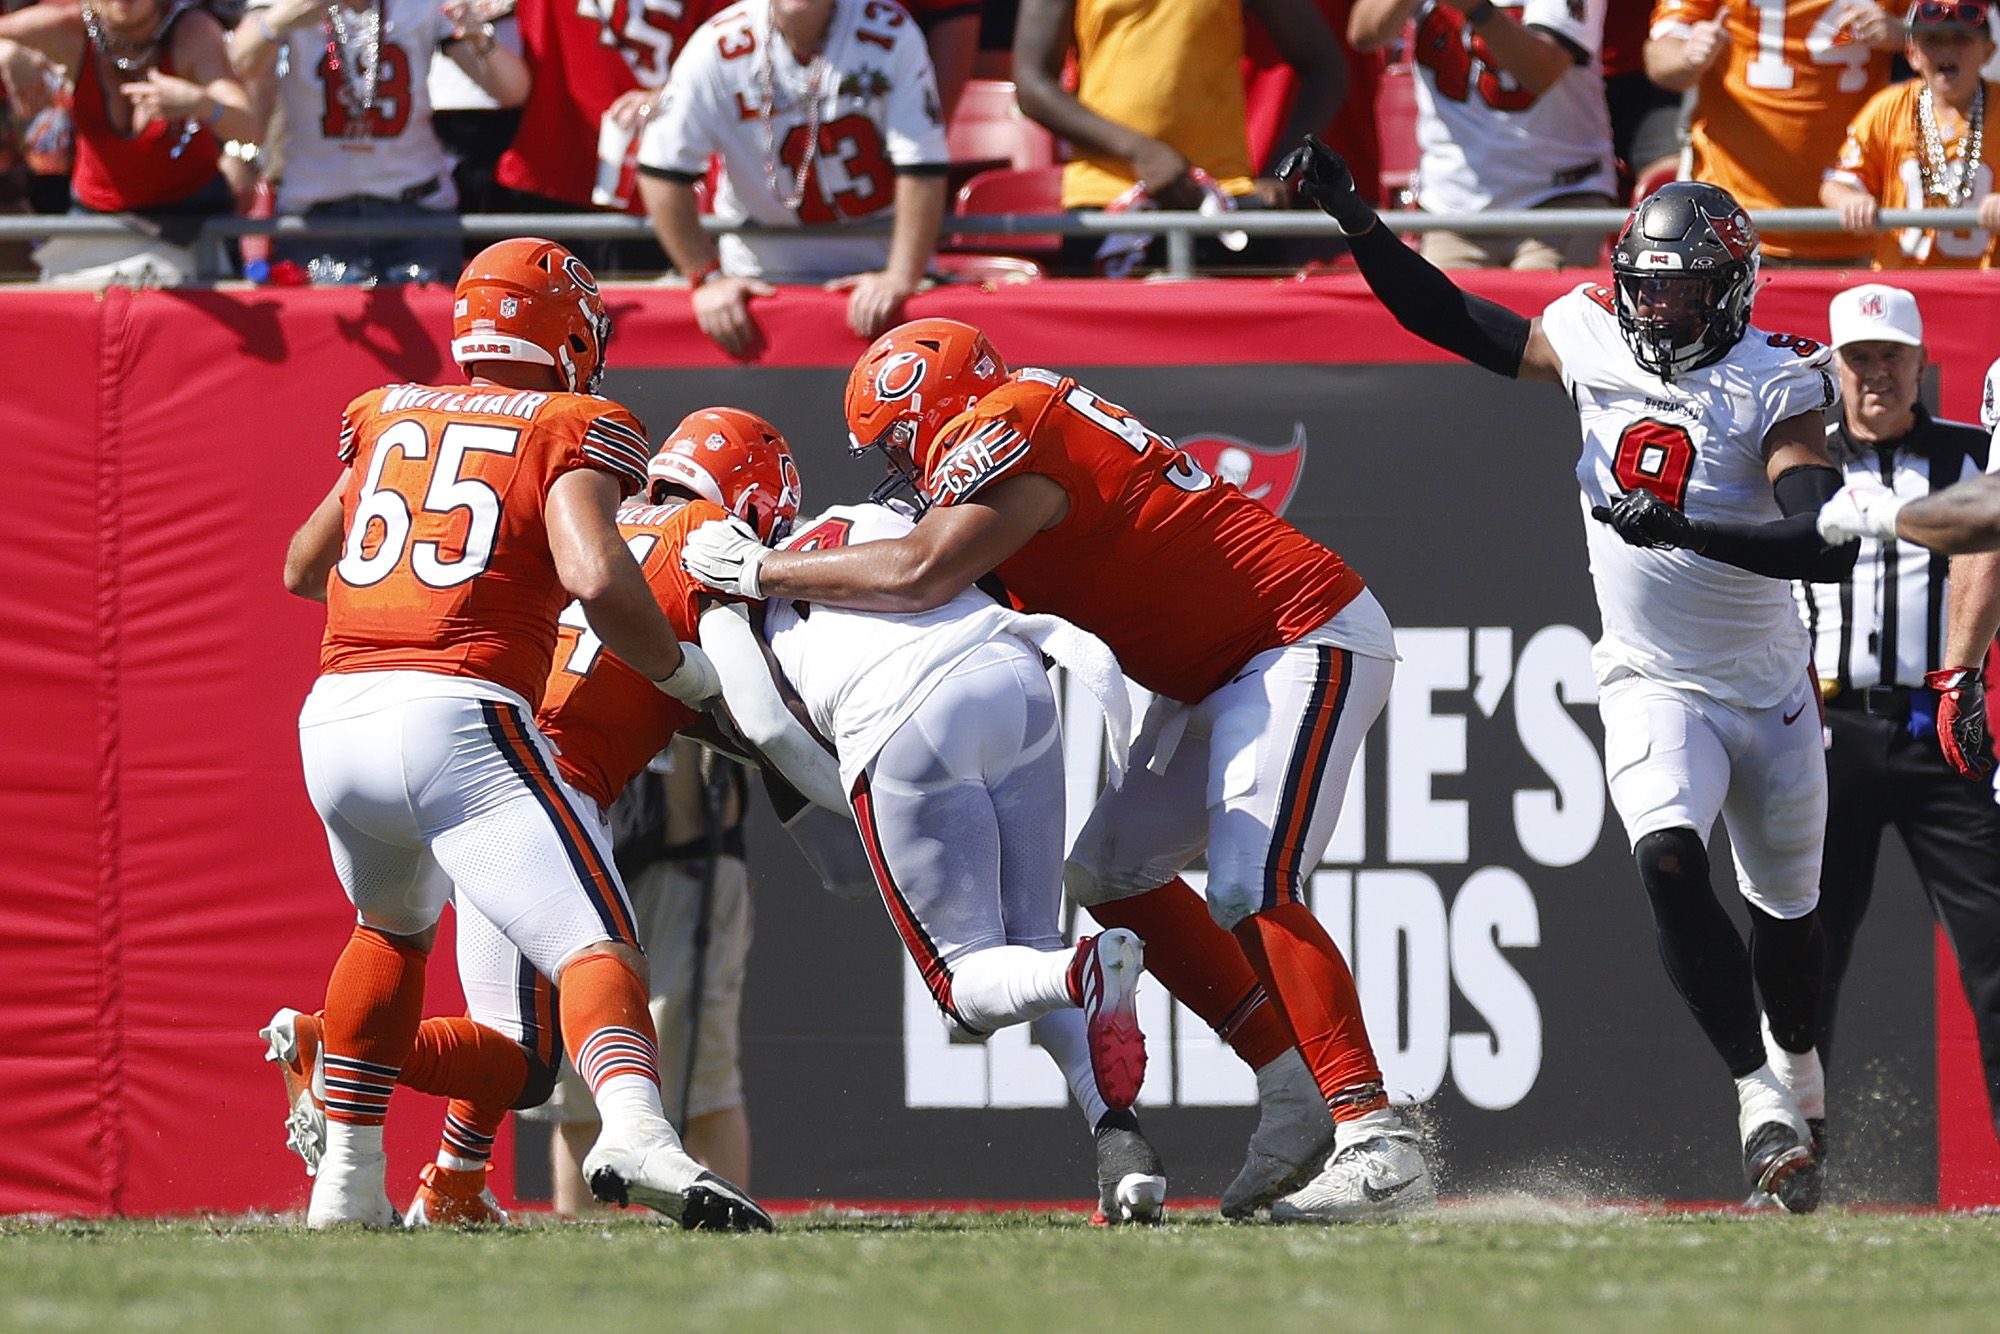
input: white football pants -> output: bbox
[1598,670,1826,918]
[298,671,642,978]
[849,640,1111,1124]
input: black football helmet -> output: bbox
[1610,181,1760,381]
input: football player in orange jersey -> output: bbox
[278,237,771,1231]
[680,319,1435,1223]
[1646,0,1901,264]
[271,407,838,1227]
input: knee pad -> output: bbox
[1203,877,1259,932]
[1633,827,1709,899]
[513,1052,560,1111]
[1064,859,1138,910]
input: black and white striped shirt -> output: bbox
[1798,408,1990,690]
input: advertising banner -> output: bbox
[0,273,1986,1213]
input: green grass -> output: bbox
[4,1207,2000,1332]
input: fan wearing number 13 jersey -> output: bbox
[1288,142,1861,1213]
[280,239,770,1235]
[634,0,949,283]
[681,317,1434,1224]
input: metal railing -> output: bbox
[0,207,1985,282]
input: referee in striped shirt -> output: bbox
[1799,285,2000,1146]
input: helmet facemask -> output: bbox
[1614,271,1729,380]
[858,420,931,514]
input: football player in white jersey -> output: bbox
[635,0,950,356]
[1285,138,1862,1212]
[721,492,1173,1223]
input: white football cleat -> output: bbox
[306,1142,398,1230]
[1737,1064,1822,1214]
[1220,1049,1336,1218]
[260,1008,326,1178]
[583,1132,774,1232]
[1269,1108,1435,1224]
[1075,929,1147,1111]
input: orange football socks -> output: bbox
[1234,902,1386,1122]
[1087,878,1298,1071]
[318,926,429,1127]
[398,1016,530,1171]
[559,952,667,1130]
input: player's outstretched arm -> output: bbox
[687,473,1067,612]
[1277,136,1561,383]
[697,602,847,811]
[283,478,347,601]
[1890,476,2000,554]
[548,468,719,706]
[1596,412,1858,581]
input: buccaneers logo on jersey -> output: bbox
[1176,423,1308,515]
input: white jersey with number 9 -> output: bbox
[1540,283,1840,708]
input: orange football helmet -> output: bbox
[844,318,1009,472]
[648,408,803,543]
[452,238,612,394]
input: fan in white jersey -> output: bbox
[1287,143,1862,1212]
[634,0,950,355]
[723,497,1167,1223]
[1349,0,1614,270]
[231,0,530,281]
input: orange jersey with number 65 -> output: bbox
[922,370,1364,704]
[535,498,724,812]
[320,383,654,706]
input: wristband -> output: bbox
[1465,0,1498,23]
[688,260,723,287]
[204,96,225,127]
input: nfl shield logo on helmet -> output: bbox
[1176,423,1308,515]
[500,297,519,318]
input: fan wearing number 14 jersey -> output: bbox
[1287,142,1861,1211]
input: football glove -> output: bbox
[1816,481,1908,545]
[681,516,769,599]
[1591,490,1703,551]
[654,641,723,709]
[1275,135,1378,236]
[1926,666,1995,780]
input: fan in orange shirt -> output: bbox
[1822,1,2000,267]
[1646,0,1901,262]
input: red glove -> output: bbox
[1926,667,1995,780]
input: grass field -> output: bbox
[6,1206,2000,1331]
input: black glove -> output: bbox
[1591,490,1708,551]
[1276,135,1378,236]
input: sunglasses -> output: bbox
[1907,0,1991,28]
